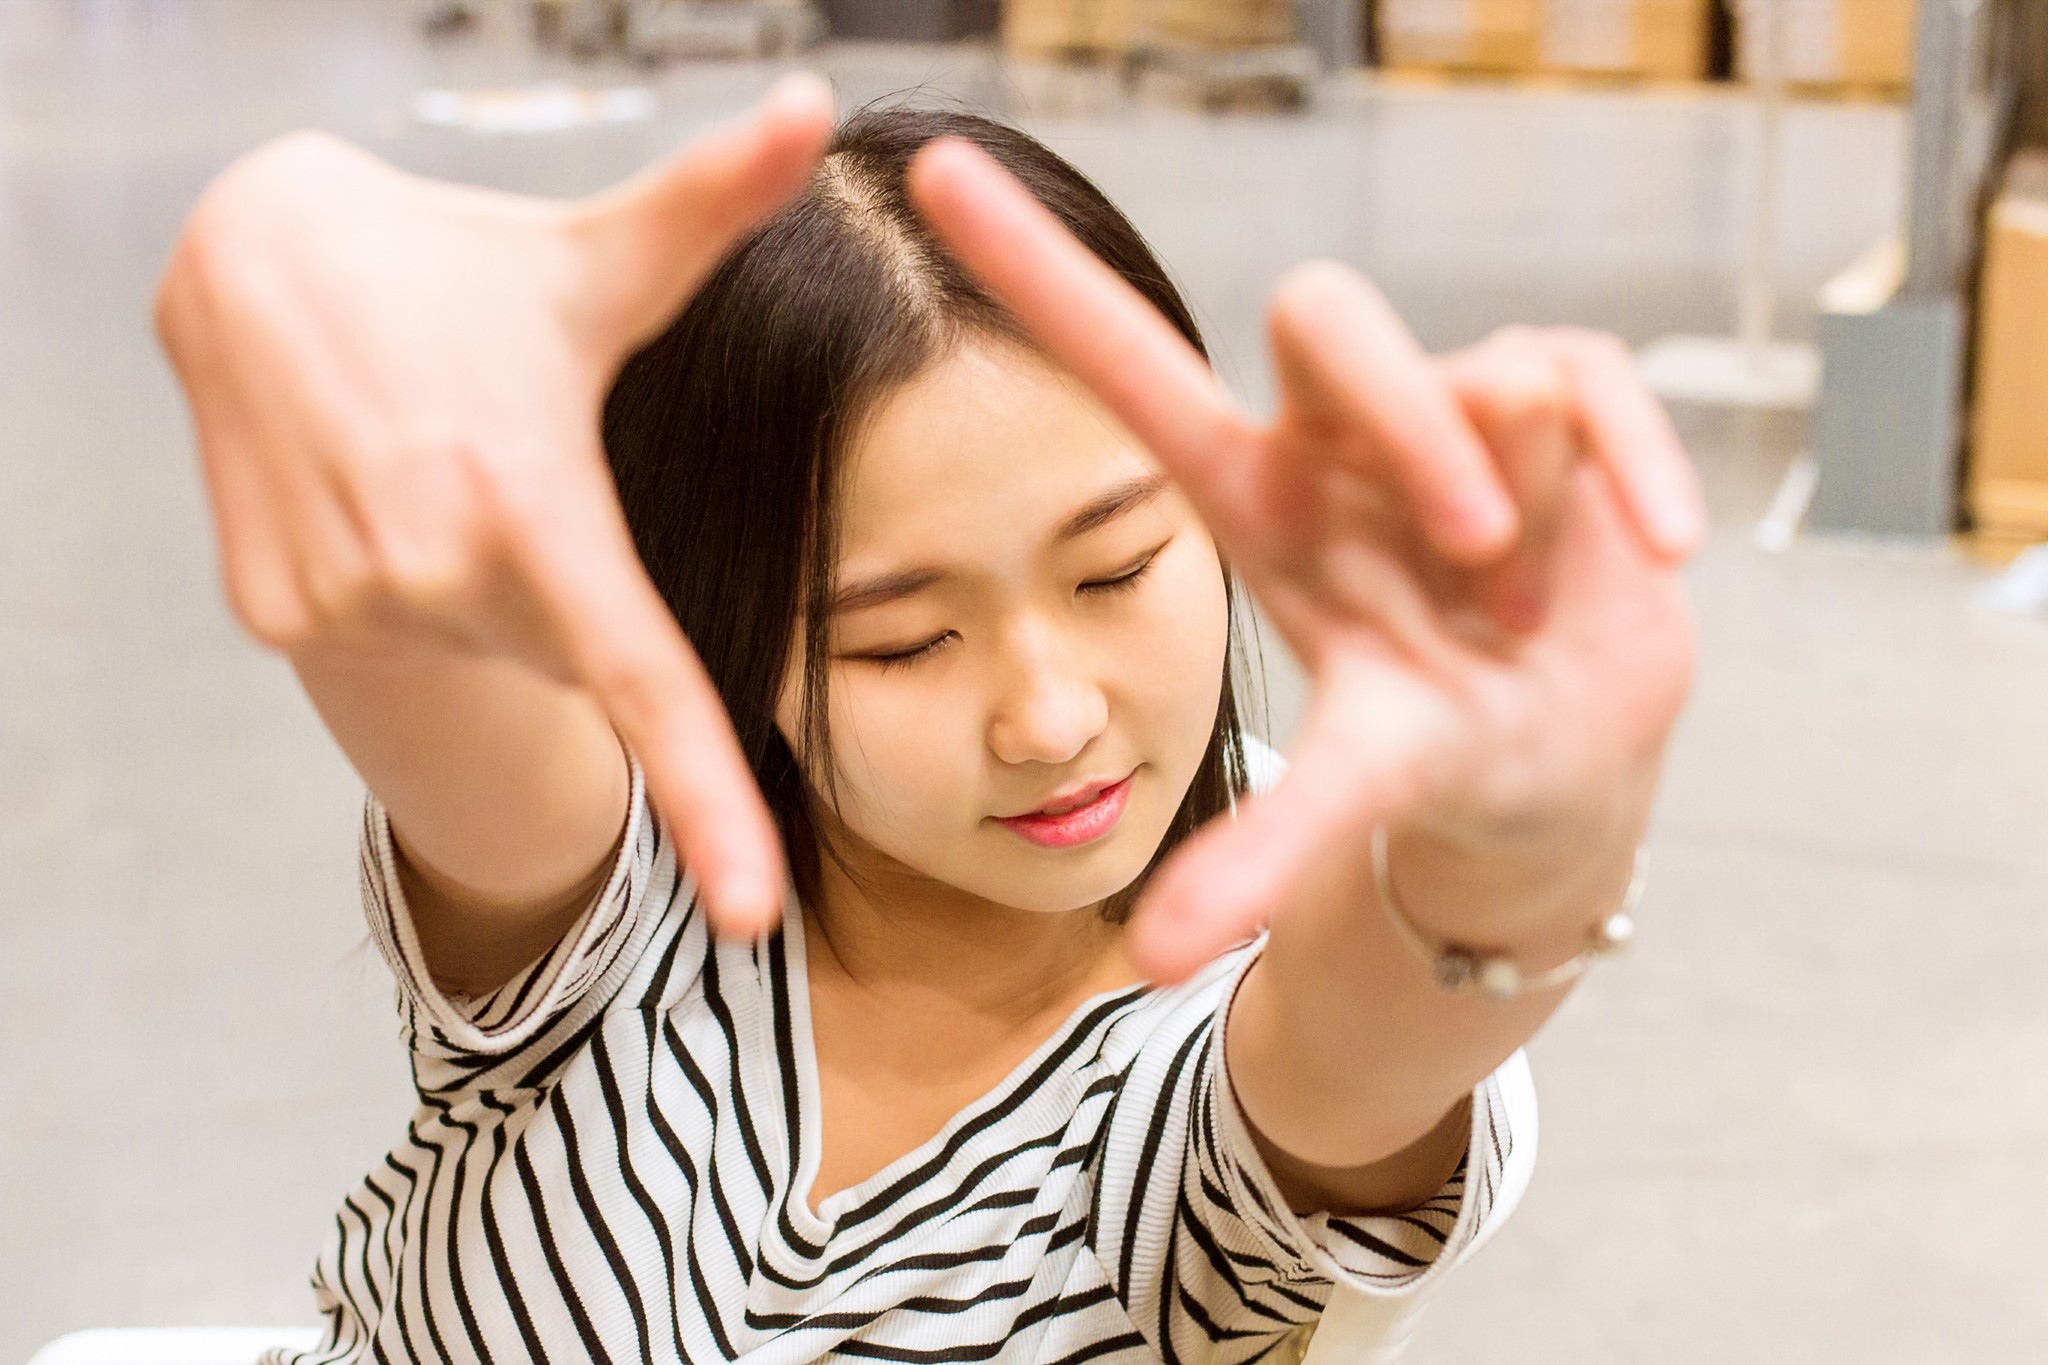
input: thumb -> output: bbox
[567,71,836,360]
[1129,663,1446,982]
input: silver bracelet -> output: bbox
[1371,824,1647,1001]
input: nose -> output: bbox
[985,619,1109,769]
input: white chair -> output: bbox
[26,1328,321,1365]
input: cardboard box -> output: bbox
[1380,0,1542,71]
[1540,0,1710,78]
[1154,0,1293,47]
[1001,0,1291,56]
[1736,0,1916,87]
[1000,0,1148,55]
[1968,152,2048,538]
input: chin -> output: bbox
[970,826,1169,915]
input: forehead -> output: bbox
[836,340,1161,564]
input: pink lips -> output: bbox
[994,773,1136,849]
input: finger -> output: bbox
[501,453,787,938]
[1268,261,1518,565]
[1129,658,1448,982]
[196,427,317,649]
[568,71,837,359]
[1554,329,1706,561]
[181,325,364,652]
[905,137,1264,545]
[1437,337,1577,634]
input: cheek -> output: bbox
[816,669,983,838]
[1118,550,1231,748]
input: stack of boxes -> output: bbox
[1002,0,1917,88]
[1734,0,1916,88]
[1540,0,1709,79]
[1967,152,2048,552]
[1153,0,1294,47]
[999,0,1293,58]
[1378,0,1711,79]
[1378,0,1541,71]
[999,0,1311,110]
[1000,0,1144,58]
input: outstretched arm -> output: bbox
[157,78,836,992]
[909,139,1701,1212]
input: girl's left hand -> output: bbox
[910,141,1703,982]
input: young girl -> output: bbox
[157,79,1699,1364]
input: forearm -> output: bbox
[294,642,630,988]
[1227,807,1643,1208]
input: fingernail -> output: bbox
[761,70,833,122]
[1457,495,1519,556]
[718,872,780,930]
[1654,498,1705,555]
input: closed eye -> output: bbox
[1079,542,1168,596]
[857,631,955,671]
[849,540,1169,669]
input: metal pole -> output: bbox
[1902,0,1971,295]
[1738,0,1787,356]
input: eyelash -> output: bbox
[1078,548,1162,597]
[867,634,954,671]
[860,545,1167,671]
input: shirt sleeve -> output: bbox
[1097,949,1537,1363]
[359,753,692,1096]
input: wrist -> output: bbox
[1384,793,1652,966]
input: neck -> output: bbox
[802,821,1138,1029]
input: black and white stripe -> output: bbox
[279,765,1532,1363]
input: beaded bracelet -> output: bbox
[1371,824,1647,1001]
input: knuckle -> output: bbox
[302,555,380,631]
[353,432,499,604]
[172,131,371,322]
[1462,346,1567,426]
[150,266,189,347]
[374,532,479,610]
[227,574,313,651]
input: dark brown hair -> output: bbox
[602,104,1249,916]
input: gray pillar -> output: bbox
[1293,0,1364,68]
[1808,0,1991,536]
[1807,298,1967,535]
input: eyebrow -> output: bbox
[830,474,1170,615]
[1054,474,1169,543]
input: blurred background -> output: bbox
[4,0,2048,1360]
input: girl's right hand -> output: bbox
[155,75,836,938]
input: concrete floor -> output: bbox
[3,1,2044,1360]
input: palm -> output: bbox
[1245,403,1692,837]
[911,143,1703,979]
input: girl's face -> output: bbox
[775,338,1230,915]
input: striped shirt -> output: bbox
[277,761,1534,1364]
